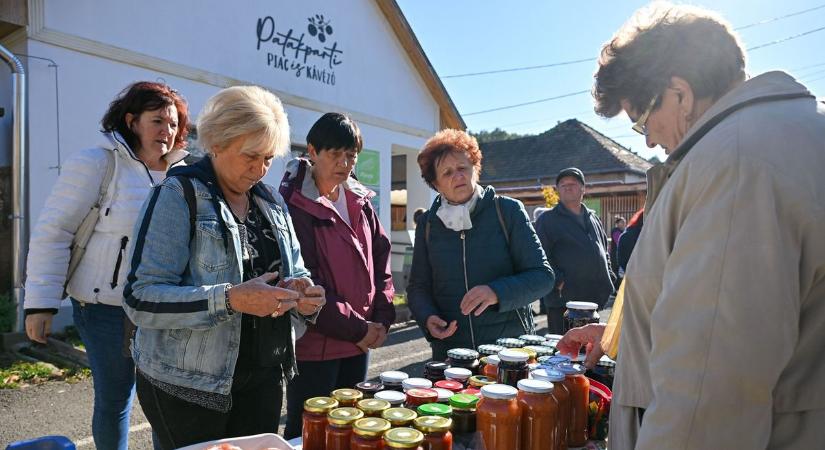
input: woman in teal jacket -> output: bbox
[407,129,555,360]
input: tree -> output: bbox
[470,128,533,143]
[542,186,559,208]
[648,155,662,164]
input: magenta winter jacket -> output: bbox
[280,158,395,361]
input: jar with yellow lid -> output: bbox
[302,397,339,450]
[469,375,495,388]
[384,427,425,449]
[332,388,364,407]
[350,417,391,450]
[326,407,364,450]
[381,407,418,427]
[357,398,391,417]
[413,416,453,450]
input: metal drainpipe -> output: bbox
[1,44,28,333]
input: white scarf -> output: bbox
[436,185,483,232]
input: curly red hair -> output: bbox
[417,129,482,190]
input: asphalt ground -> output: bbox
[1,312,554,449]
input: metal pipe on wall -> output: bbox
[0,44,28,332]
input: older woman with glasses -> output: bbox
[557,4,825,449]
[124,86,325,449]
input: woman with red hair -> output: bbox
[24,81,190,450]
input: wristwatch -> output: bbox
[224,283,235,315]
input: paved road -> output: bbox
[1,314,550,449]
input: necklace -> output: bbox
[230,193,251,222]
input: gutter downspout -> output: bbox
[0,44,28,332]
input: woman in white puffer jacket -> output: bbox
[24,81,189,450]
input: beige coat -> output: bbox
[611,71,825,449]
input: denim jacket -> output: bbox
[123,158,311,395]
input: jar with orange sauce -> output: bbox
[476,384,521,450]
[556,362,590,447]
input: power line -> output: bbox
[747,25,825,51]
[734,3,825,30]
[443,4,825,79]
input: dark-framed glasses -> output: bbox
[632,95,659,136]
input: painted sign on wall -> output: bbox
[356,149,381,214]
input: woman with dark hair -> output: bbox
[24,81,189,450]
[558,4,825,448]
[407,129,554,360]
[280,112,395,439]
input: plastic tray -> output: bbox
[176,433,294,450]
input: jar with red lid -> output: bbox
[405,388,439,409]
[477,384,521,450]
[326,407,364,450]
[413,416,453,450]
[433,380,463,393]
[303,397,339,450]
[350,417,391,450]
[459,387,480,397]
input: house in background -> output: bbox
[479,119,653,227]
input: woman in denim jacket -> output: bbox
[123,86,325,449]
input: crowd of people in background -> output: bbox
[18,2,825,450]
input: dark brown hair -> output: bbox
[593,4,746,117]
[417,129,482,190]
[101,81,190,150]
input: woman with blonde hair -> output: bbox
[124,86,325,449]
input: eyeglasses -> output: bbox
[631,95,659,136]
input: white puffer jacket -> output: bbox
[24,131,187,309]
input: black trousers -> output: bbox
[136,367,283,450]
[283,353,368,439]
[546,306,567,335]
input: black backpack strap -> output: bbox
[178,176,197,241]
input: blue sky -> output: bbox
[397,0,825,161]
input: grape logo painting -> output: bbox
[256,13,344,86]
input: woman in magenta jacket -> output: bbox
[280,112,395,439]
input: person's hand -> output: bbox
[368,323,388,349]
[279,276,313,294]
[460,285,499,316]
[296,285,326,316]
[557,323,607,369]
[355,322,381,353]
[25,313,53,344]
[425,315,457,340]
[227,272,299,317]
[557,281,565,293]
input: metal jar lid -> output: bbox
[327,407,364,426]
[384,428,424,448]
[332,388,363,403]
[518,334,546,346]
[477,344,506,356]
[496,337,526,348]
[498,348,530,363]
[374,390,407,405]
[556,362,587,375]
[416,402,452,418]
[380,370,410,384]
[381,407,418,425]
[524,345,555,357]
[357,398,391,414]
[402,377,433,391]
[480,383,518,400]
[413,415,453,433]
[565,301,599,311]
[444,367,472,381]
[352,417,391,437]
[303,396,339,413]
[531,367,566,383]
[447,348,480,361]
[449,393,480,409]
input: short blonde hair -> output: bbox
[197,85,290,157]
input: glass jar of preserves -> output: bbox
[413,416,453,450]
[357,398,391,418]
[356,381,385,399]
[424,361,449,383]
[434,380,463,393]
[518,334,546,347]
[459,387,480,397]
[482,355,500,381]
[496,337,525,349]
[544,334,563,352]
[327,407,364,450]
[468,375,494,389]
[433,388,453,404]
[375,390,407,408]
[557,362,590,447]
[384,427,424,450]
[402,378,433,392]
[517,379,559,450]
[405,388,439,409]
[382,407,418,427]
[446,348,480,374]
[332,388,364,408]
[563,301,600,334]
[538,354,571,369]
[477,384,521,450]
[517,347,538,365]
[477,344,505,358]
[443,368,472,386]
[380,371,409,391]
[531,368,570,450]
[449,393,479,434]
[351,417,391,450]
[497,349,529,388]
[587,355,616,389]
[303,397,340,450]
[523,345,555,360]
[416,402,452,419]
